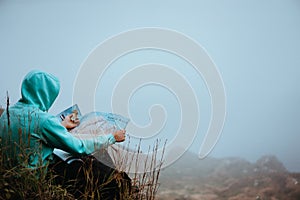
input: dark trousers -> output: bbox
[48,153,132,200]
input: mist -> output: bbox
[0,0,300,174]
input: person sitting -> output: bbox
[0,69,131,199]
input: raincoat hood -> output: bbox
[20,70,60,111]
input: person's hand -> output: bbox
[113,129,126,142]
[61,114,80,130]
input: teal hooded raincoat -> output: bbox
[0,70,116,169]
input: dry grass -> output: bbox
[107,138,167,200]
[0,94,165,200]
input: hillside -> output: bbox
[157,151,300,200]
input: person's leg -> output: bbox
[48,154,85,198]
[82,155,133,200]
[48,154,133,200]
[81,155,118,199]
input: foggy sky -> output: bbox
[0,0,300,171]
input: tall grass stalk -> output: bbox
[0,94,74,199]
[108,138,167,200]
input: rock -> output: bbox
[255,155,287,173]
[158,152,300,200]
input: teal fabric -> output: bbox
[0,70,116,169]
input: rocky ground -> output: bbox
[156,152,300,200]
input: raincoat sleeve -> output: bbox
[41,116,116,155]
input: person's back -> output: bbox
[0,70,61,168]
